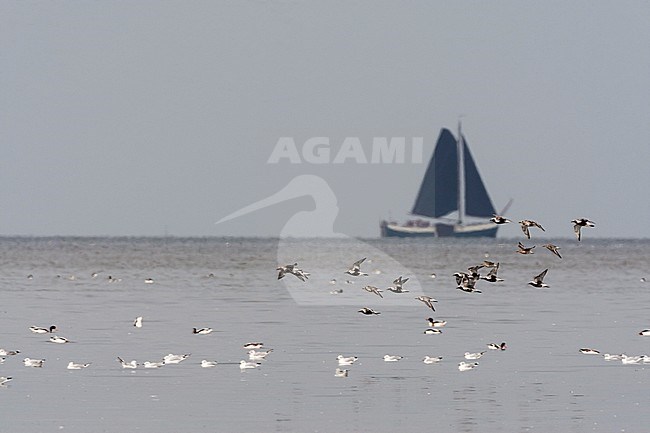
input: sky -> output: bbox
[2,1,649,238]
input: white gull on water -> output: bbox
[163,353,190,364]
[337,355,358,366]
[248,349,273,361]
[239,360,261,370]
[23,358,45,367]
[67,362,91,369]
[458,362,479,372]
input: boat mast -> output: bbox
[457,120,465,225]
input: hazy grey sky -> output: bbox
[2,1,649,238]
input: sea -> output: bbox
[1,236,649,433]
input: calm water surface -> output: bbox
[0,237,648,432]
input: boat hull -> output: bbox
[380,221,497,238]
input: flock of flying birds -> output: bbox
[275,216,646,375]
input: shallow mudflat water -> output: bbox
[1,237,648,432]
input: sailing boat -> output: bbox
[380,123,501,238]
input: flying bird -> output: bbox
[517,242,535,255]
[480,263,503,283]
[542,243,562,259]
[387,276,410,293]
[362,285,384,298]
[415,296,437,311]
[453,272,472,286]
[467,264,484,280]
[346,258,368,277]
[457,277,482,293]
[572,218,595,241]
[276,263,295,280]
[292,268,310,281]
[277,263,309,281]
[528,269,549,288]
[490,214,511,224]
[519,219,545,239]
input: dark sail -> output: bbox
[462,137,496,217]
[411,128,458,218]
